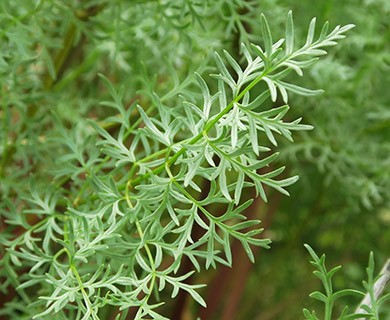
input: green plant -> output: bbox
[304,245,390,320]
[0,2,363,319]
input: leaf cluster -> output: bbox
[0,2,356,319]
[304,245,390,320]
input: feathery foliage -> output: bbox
[2,1,385,319]
[303,245,390,320]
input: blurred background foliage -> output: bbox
[0,0,388,319]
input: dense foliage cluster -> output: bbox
[0,1,388,319]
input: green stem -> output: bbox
[43,24,77,90]
[70,263,100,320]
[63,218,99,319]
[324,301,333,320]
[125,181,157,311]
[72,155,110,207]
[165,164,246,242]
[129,68,269,188]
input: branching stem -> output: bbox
[128,68,270,188]
[125,180,157,314]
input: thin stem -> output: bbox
[125,180,157,314]
[70,263,100,320]
[324,300,333,320]
[129,68,270,188]
[43,24,77,90]
[165,163,250,244]
[72,155,110,206]
[356,259,390,318]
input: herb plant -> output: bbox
[304,245,390,320]
[0,1,374,319]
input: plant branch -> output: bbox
[355,258,390,318]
